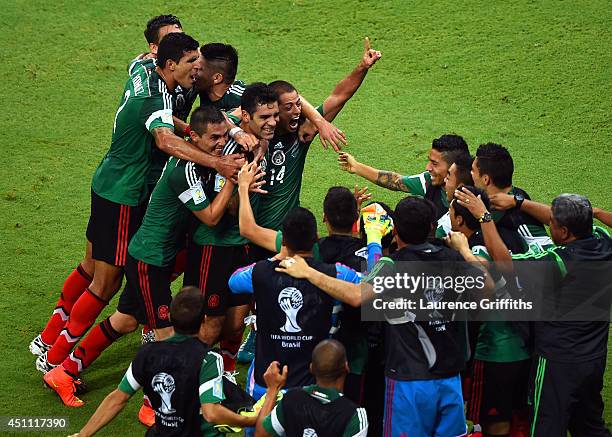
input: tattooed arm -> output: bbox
[338,152,410,192]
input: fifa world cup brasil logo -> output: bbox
[278,287,303,333]
[152,372,176,414]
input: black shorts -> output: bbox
[117,254,174,329]
[184,244,253,316]
[529,355,609,437]
[85,189,145,266]
[467,359,530,425]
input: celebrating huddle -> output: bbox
[29,13,612,437]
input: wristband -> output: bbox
[184,125,191,136]
[229,127,244,138]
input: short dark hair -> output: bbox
[453,153,474,186]
[323,187,358,233]
[432,134,469,166]
[281,207,317,252]
[359,201,395,249]
[201,43,239,84]
[144,15,182,44]
[452,185,490,231]
[475,143,514,188]
[311,339,347,383]
[157,33,199,70]
[269,80,298,97]
[189,106,226,135]
[551,194,593,239]
[241,82,278,116]
[170,286,205,335]
[394,197,436,245]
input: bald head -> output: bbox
[310,339,348,383]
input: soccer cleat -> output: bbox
[141,326,156,345]
[36,352,57,374]
[237,328,256,364]
[138,403,155,427]
[43,366,84,407]
[29,334,51,356]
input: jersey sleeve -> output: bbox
[363,256,395,286]
[199,350,225,404]
[400,171,431,196]
[275,230,283,253]
[262,401,285,437]
[168,162,210,211]
[472,245,492,261]
[117,362,142,396]
[219,80,246,110]
[335,263,363,284]
[142,90,174,133]
[315,104,324,116]
[343,407,369,437]
[228,263,255,294]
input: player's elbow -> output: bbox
[345,285,362,307]
[201,403,221,424]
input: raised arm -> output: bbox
[593,207,612,227]
[454,187,513,264]
[338,152,410,192]
[321,37,381,120]
[255,361,288,437]
[152,126,242,180]
[489,193,552,225]
[300,96,346,152]
[237,163,278,252]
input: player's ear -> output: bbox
[213,72,224,85]
[242,109,251,124]
[148,43,158,55]
[189,129,200,144]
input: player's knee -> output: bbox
[109,312,138,334]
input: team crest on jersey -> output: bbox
[271,150,286,166]
[278,287,303,333]
[152,372,176,414]
[214,174,226,192]
[157,305,169,320]
[191,181,207,204]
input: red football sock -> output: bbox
[220,335,242,372]
[47,288,107,365]
[62,316,122,377]
[40,265,92,345]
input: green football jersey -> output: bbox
[471,242,531,362]
[257,105,324,230]
[491,186,553,251]
[148,80,248,190]
[92,61,174,205]
[192,138,258,247]
[200,79,246,110]
[129,157,210,267]
[262,385,368,437]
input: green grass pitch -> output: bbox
[1,0,610,435]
